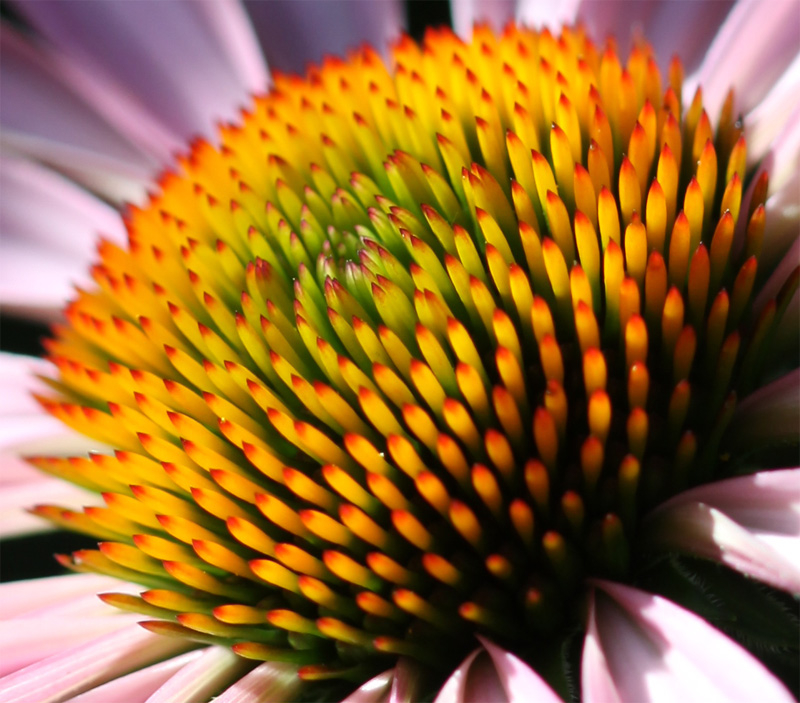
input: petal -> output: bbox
[451,0,515,38]
[0,573,121,619]
[0,625,191,703]
[575,0,733,74]
[644,501,800,593]
[145,646,250,703]
[0,26,155,198]
[433,649,482,703]
[686,0,800,121]
[212,661,301,703]
[478,637,563,703]
[341,669,393,703]
[0,476,98,538]
[0,615,140,676]
[584,581,795,703]
[517,0,581,32]
[727,368,800,449]
[245,0,404,75]
[746,54,800,167]
[66,651,205,703]
[644,469,800,592]
[16,0,264,142]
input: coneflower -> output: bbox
[4,19,798,703]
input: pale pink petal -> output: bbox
[66,650,206,703]
[452,0,515,38]
[245,0,404,75]
[575,0,733,74]
[145,646,250,703]
[463,652,507,702]
[0,27,154,191]
[433,649,483,703]
[644,469,800,592]
[727,369,800,449]
[581,604,623,703]
[0,614,141,676]
[478,637,563,703]
[584,581,795,703]
[746,54,800,166]
[342,669,393,703]
[686,0,800,121]
[192,0,269,93]
[16,0,262,142]
[0,477,98,537]
[517,0,581,32]
[212,661,301,703]
[0,158,125,257]
[0,573,122,619]
[0,624,191,703]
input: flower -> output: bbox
[1,1,799,702]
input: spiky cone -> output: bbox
[29,23,798,698]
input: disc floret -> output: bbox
[33,23,796,685]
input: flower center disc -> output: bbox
[35,23,793,684]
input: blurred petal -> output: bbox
[574,0,733,74]
[0,158,126,318]
[0,476,98,538]
[245,0,404,75]
[341,669,393,703]
[0,625,191,703]
[66,651,205,703]
[0,573,122,619]
[433,649,482,703]
[584,581,795,703]
[686,0,800,121]
[451,0,515,38]
[212,661,301,703]
[746,53,800,166]
[434,642,562,703]
[145,646,250,703]
[728,368,800,448]
[644,469,800,592]
[517,0,580,31]
[478,637,563,702]
[15,0,264,141]
[0,353,104,536]
[0,26,153,201]
[0,615,140,676]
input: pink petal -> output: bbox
[517,0,581,32]
[746,54,800,167]
[145,646,250,703]
[66,650,206,703]
[0,573,121,619]
[575,0,733,74]
[433,642,563,703]
[244,0,404,75]
[645,469,800,592]
[584,581,795,703]
[212,661,302,703]
[0,624,191,703]
[16,1,263,142]
[433,649,483,703]
[727,369,800,449]
[686,0,800,121]
[0,615,141,676]
[0,29,153,202]
[341,669,393,703]
[478,637,563,703]
[452,0,515,38]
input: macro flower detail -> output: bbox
[1,6,799,703]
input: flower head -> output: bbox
[1,3,799,702]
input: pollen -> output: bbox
[32,23,796,682]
